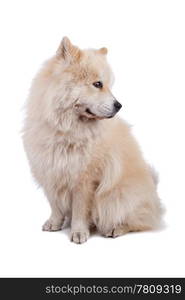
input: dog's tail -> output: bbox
[149,165,166,226]
[149,165,159,186]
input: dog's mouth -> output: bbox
[76,104,115,120]
[83,108,114,120]
[85,108,96,117]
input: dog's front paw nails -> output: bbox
[70,230,89,244]
[42,219,63,231]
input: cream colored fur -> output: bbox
[22,37,163,243]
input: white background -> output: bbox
[0,0,185,277]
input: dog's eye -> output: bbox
[93,81,103,89]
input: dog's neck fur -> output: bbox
[25,101,107,155]
[51,110,106,150]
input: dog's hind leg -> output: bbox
[92,187,126,237]
[104,222,151,238]
[93,180,162,238]
[105,224,130,238]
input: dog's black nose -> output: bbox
[114,101,122,112]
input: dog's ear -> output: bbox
[98,47,108,55]
[56,37,82,63]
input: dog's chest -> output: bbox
[40,136,91,188]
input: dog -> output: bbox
[22,37,163,243]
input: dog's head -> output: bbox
[54,37,122,120]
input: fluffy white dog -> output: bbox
[23,37,163,243]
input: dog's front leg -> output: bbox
[70,184,90,244]
[42,189,65,232]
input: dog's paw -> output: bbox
[105,225,129,238]
[42,219,63,232]
[70,230,89,244]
